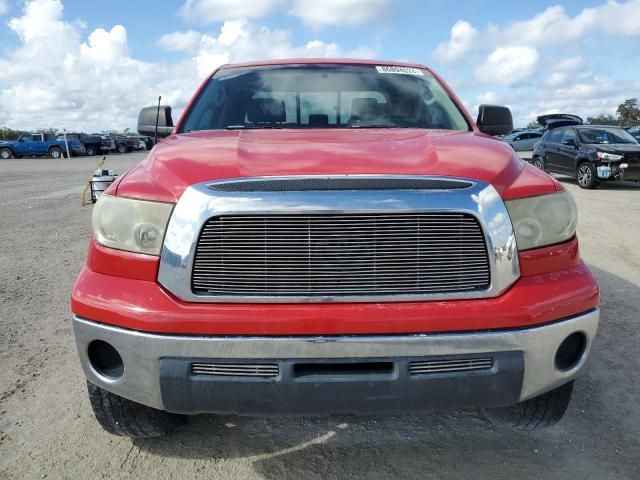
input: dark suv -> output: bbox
[532,118,640,189]
[56,133,115,156]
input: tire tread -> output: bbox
[87,381,183,438]
[483,381,574,430]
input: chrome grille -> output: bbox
[408,357,494,375]
[191,213,490,297]
[192,362,279,377]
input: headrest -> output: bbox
[351,98,383,122]
[308,114,329,126]
[247,98,286,123]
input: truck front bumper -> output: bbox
[73,309,598,415]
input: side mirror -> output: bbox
[476,105,514,136]
[562,138,576,147]
[137,105,174,138]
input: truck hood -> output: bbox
[115,129,558,202]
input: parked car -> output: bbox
[72,59,599,438]
[132,135,154,150]
[532,116,640,188]
[502,129,544,151]
[108,135,139,154]
[0,132,85,159]
[56,133,115,156]
[626,126,640,141]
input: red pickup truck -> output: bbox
[71,59,599,438]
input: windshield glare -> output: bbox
[179,65,470,132]
[578,127,638,144]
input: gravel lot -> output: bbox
[1,152,639,479]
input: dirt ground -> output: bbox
[1,152,639,479]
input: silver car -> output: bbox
[503,130,544,152]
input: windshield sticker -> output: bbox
[376,66,423,76]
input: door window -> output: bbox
[561,128,576,144]
[545,129,563,143]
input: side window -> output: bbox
[546,129,562,143]
[30,134,43,142]
[561,128,576,144]
[530,132,543,139]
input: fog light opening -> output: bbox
[87,340,124,380]
[555,332,587,372]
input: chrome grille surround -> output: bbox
[158,175,520,303]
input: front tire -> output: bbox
[483,381,574,430]
[87,381,184,438]
[49,147,63,159]
[577,162,599,189]
[0,148,12,159]
[117,143,128,154]
[532,156,544,171]
[86,146,96,156]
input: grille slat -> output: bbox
[192,363,279,377]
[409,357,494,375]
[192,213,490,297]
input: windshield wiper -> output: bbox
[348,124,403,129]
[226,125,284,130]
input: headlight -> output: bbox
[597,152,624,161]
[92,195,174,255]
[505,190,577,251]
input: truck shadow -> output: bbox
[133,264,640,479]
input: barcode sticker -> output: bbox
[375,66,423,76]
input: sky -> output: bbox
[0,0,639,132]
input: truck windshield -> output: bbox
[179,64,470,132]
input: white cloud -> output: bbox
[0,0,8,16]
[476,91,499,105]
[158,30,202,52]
[80,26,129,67]
[435,1,640,61]
[179,0,278,23]
[290,0,393,29]
[433,20,477,62]
[191,20,367,78]
[0,0,378,132]
[474,46,539,86]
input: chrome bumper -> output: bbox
[73,309,599,412]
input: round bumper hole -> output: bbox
[87,340,124,380]
[555,332,587,372]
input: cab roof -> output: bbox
[218,58,429,71]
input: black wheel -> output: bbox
[0,148,12,159]
[87,381,184,438]
[483,381,574,430]
[576,162,599,189]
[117,143,127,154]
[49,147,63,159]
[532,156,544,171]
[86,145,96,156]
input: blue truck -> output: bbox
[0,133,85,159]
